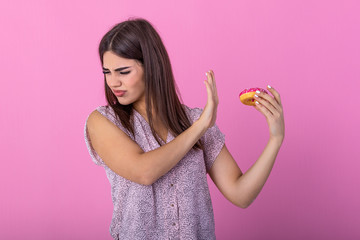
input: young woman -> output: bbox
[84,17,285,240]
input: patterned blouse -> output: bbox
[84,104,225,240]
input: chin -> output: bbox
[117,99,133,106]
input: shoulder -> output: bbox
[86,105,127,132]
[86,106,107,129]
[181,104,203,122]
[86,105,109,122]
[95,105,116,118]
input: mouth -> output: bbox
[113,90,126,97]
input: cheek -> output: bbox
[129,76,145,90]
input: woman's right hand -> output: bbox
[198,70,219,130]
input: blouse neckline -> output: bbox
[132,108,171,144]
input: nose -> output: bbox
[107,74,122,88]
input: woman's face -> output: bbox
[103,51,146,108]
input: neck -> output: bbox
[133,103,160,124]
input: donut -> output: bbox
[239,87,269,106]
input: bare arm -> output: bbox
[209,139,282,208]
[88,111,208,185]
[234,138,282,207]
[209,85,285,208]
[87,70,218,185]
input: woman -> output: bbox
[84,17,285,240]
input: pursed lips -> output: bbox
[113,90,126,96]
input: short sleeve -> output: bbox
[202,123,226,173]
[83,106,131,167]
[186,106,226,173]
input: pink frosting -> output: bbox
[239,87,268,97]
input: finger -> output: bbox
[209,70,218,100]
[204,79,213,104]
[267,85,282,106]
[254,95,277,115]
[256,91,280,114]
[205,71,213,93]
[210,70,217,89]
[206,71,212,84]
[254,100,272,118]
[207,70,216,94]
[209,70,219,99]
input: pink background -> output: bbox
[1,0,359,239]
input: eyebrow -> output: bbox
[102,66,131,71]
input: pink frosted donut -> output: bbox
[239,87,268,106]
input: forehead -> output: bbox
[103,51,136,68]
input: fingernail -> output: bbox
[255,101,259,105]
[268,85,271,89]
[256,90,260,94]
[206,72,208,76]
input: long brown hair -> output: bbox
[98,17,202,150]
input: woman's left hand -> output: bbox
[253,85,285,143]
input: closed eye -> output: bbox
[103,71,131,75]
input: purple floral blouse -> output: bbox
[84,104,225,240]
